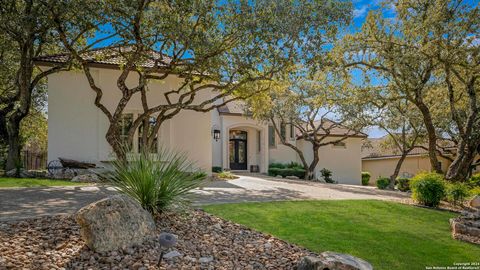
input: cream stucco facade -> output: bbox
[46,67,365,184]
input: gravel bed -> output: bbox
[0,210,313,269]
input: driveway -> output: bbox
[192,174,409,205]
[0,174,409,221]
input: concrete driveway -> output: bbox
[192,174,409,205]
[0,174,408,221]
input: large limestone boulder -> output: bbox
[450,210,480,245]
[470,195,480,209]
[298,252,373,270]
[75,195,156,252]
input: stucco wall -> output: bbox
[298,137,363,185]
[362,155,452,184]
[47,68,212,172]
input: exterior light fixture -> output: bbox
[213,129,221,141]
[157,232,177,267]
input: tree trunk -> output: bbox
[445,141,478,182]
[106,124,127,163]
[389,152,408,189]
[306,145,320,180]
[416,101,442,173]
[5,119,21,171]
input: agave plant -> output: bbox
[101,146,206,215]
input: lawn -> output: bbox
[203,200,480,270]
[0,177,88,188]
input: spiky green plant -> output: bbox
[102,147,206,215]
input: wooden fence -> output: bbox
[21,150,47,170]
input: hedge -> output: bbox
[268,167,306,179]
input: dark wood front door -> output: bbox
[229,130,247,170]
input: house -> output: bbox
[361,136,455,183]
[35,48,366,185]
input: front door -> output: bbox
[229,130,247,170]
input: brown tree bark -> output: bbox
[389,152,408,189]
[415,101,442,173]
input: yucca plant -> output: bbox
[101,146,206,215]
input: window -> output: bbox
[268,126,276,148]
[332,141,346,148]
[257,130,261,152]
[289,124,295,140]
[280,123,286,141]
[118,113,133,150]
[138,116,158,153]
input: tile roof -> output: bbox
[362,136,455,159]
[34,46,172,68]
[297,119,367,138]
[217,100,250,115]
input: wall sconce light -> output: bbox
[213,129,221,141]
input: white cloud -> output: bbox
[353,5,369,19]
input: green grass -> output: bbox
[203,200,480,270]
[0,177,88,188]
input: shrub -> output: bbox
[361,172,370,186]
[396,177,410,192]
[286,161,303,169]
[446,183,470,206]
[269,162,286,169]
[376,177,390,189]
[268,167,306,179]
[217,171,238,180]
[320,168,334,183]
[102,147,206,215]
[212,166,222,173]
[410,172,446,207]
[468,173,480,188]
[470,186,480,196]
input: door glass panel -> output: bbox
[238,141,246,163]
[229,141,235,163]
[230,130,247,140]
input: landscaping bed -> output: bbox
[0,210,313,269]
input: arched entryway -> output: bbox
[229,130,247,170]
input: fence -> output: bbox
[21,150,47,170]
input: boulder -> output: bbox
[6,168,33,178]
[286,176,300,180]
[298,252,373,270]
[450,209,480,245]
[71,173,100,183]
[75,194,156,252]
[470,195,480,209]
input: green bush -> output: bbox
[269,162,286,169]
[268,167,306,179]
[361,172,370,186]
[212,166,222,173]
[446,183,470,206]
[470,186,480,196]
[102,147,206,215]
[396,177,410,192]
[286,161,303,169]
[468,173,480,188]
[217,171,237,179]
[320,168,334,183]
[410,172,446,207]
[376,177,390,189]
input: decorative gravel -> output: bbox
[0,210,313,269]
